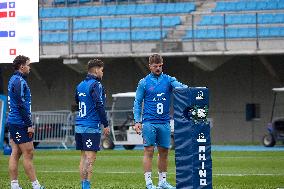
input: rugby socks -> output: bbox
[11,180,21,189]
[82,179,90,189]
[31,180,41,189]
[144,172,153,185]
[158,172,167,183]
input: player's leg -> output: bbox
[19,141,44,189]
[85,151,97,182]
[75,133,89,189]
[144,146,156,189]
[79,151,87,180]
[81,133,101,189]
[9,139,22,189]
[156,123,175,189]
[19,141,36,180]
[157,147,168,174]
[142,122,157,189]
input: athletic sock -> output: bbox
[32,180,41,189]
[83,180,90,189]
[158,172,167,183]
[144,172,152,185]
[11,180,20,189]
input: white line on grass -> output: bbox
[214,173,284,176]
[38,170,284,176]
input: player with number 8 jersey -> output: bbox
[133,54,187,189]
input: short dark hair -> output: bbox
[87,59,104,70]
[149,54,163,65]
[12,55,30,70]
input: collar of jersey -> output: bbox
[86,74,100,81]
[14,71,26,78]
[150,72,163,78]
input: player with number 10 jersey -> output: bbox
[74,59,109,189]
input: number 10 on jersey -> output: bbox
[79,102,86,117]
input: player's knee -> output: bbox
[144,148,155,158]
[11,150,21,159]
[86,156,95,167]
[158,152,168,159]
[23,149,34,160]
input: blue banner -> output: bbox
[0,95,7,149]
[174,87,212,189]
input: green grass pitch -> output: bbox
[0,150,284,189]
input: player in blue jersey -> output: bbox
[133,54,187,189]
[7,55,44,189]
[75,58,110,189]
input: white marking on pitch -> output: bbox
[38,170,284,176]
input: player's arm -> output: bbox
[13,78,32,127]
[91,83,109,128]
[75,88,79,105]
[169,76,188,88]
[91,83,110,136]
[133,79,145,134]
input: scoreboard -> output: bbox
[0,0,39,63]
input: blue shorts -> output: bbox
[8,124,33,144]
[142,122,171,149]
[75,133,101,151]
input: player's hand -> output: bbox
[27,126,34,138]
[103,127,110,136]
[134,123,142,135]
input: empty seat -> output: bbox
[41,33,68,43]
[259,28,270,37]
[155,4,167,14]
[41,20,68,30]
[79,0,90,3]
[73,19,100,29]
[54,0,65,5]
[67,0,77,4]
[87,32,100,41]
[183,30,193,39]
[246,2,257,10]
[265,1,278,10]
[269,27,281,37]
[73,32,88,42]
[259,13,274,24]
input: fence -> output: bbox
[32,110,75,149]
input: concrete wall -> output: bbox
[1,55,284,144]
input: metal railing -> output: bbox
[32,111,74,149]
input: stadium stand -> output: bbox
[40,3,195,17]
[184,27,284,39]
[38,0,284,56]
[213,0,284,12]
[183,0,284,40]
[39,2,194,43]
[198,13,284,25]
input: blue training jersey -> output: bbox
[75,74,108,133]
[7,71,32,128]
[133,73,187,124]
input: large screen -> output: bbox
[0,0,39,63]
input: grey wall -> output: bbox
[1,55,284,144]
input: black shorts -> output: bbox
[9,124,33,144]
[75,133,101,151]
